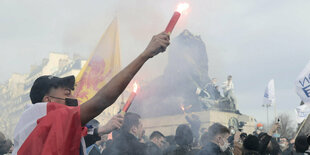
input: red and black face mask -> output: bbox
[49,96,78,107]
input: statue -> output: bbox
[196,75,238,113]
[222,75,237,110]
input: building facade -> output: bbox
[0,53,87,138]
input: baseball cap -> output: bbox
[257,123,263,128]
[30,75,75,104]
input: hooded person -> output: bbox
[198,123,231,155]
[12,32,170,155]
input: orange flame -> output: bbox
[180,104,185,112]
[133,82,138,93]
[176,2,189,13]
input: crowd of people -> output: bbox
[1,31,309,155]
[2,110,310,155]
[76,112,310,155]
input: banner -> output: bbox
[295,104,310,123]
[263,79,275,105]
[74,18,121,104]
[295,61,310,104]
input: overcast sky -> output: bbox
[1,0,310,126]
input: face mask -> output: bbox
[230,129,236,135]
[65,98,78,106]
[49,96,78,106]
[219,138,230,152]
[279,143,287,148]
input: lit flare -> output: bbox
[176,3,189,13]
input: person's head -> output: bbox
[295,135,309,153]
[243,135,259,152]
[279,137,289,150]
[175,124,193,147]
[256,123,263,131]
[121,112,144,140]
[30,75,77,106]
[211,78,217,84]
[240,133,247,142]
[150,131,166,149]
[207,123,230,151]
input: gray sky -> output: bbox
[1,0,310,126]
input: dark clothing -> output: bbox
[214,89,222,100]
[281,148,292,155]
[185,115,201,146]
[198,142,226,155]
[107,131,146,155]
[252,131,260,137]
[165,145,199,155]
[294,150,310,154]
[258,134,272,155]
[146,142,163,155]
[242,150,260,155]
[164,145,177,155]
[293,153,308,155]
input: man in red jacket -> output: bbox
[13,32,170,155]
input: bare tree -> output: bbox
[274,113,296,139]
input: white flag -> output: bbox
[295,104,310,123]
[263,79,275,105]
[295,61,310,104]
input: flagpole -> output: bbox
[263,103,271,129]
[274,100,277,121]
[267,105,269,127]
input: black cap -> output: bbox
[30,75,75,104]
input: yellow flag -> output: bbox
[74,19,121,104]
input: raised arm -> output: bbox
[80,32,170,125]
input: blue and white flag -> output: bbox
[296,104,310,123]
[295,61,310,123]
[264,79,275,105]
[296,61,310,104]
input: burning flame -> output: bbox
[133,82,138,93]
[180,104,185,112]
[176,2,189,13]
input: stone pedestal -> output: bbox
[141,110,256,137]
